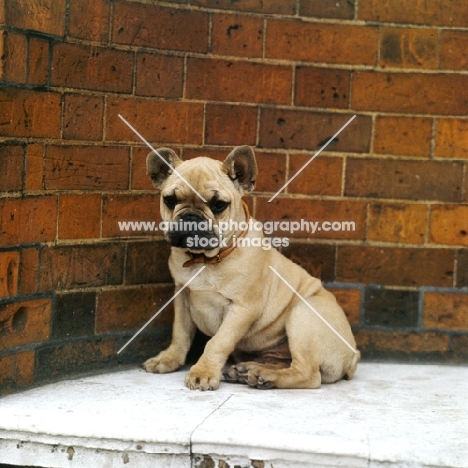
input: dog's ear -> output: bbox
[222,146,257,193]
[146,148,182,190]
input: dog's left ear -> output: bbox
[222,146,258,193]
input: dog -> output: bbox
[143,145,360,390]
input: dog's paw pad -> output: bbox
[223,364,248,384]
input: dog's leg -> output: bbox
[143,289,195,374]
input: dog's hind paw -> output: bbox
[223,363,275,389]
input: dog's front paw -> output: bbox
[142,349,182,374]
[185,363,220,391]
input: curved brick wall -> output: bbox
[1,0,467,394]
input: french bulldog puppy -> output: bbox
[143,146,360,390]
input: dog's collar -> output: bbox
[182,200,250,268]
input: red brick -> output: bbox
[212,13,263,58]
[300,0,355,19]
[25,144,44,191]
[255,198,366,240]
[39,244,124,291]
[0,355,15,392]
[136,54,183,98]
[337,246,454,287]
[453,335,468,361]
[63,94,104,141]
[193,0,296,14]
[69,0,110,42]
[0,88,61,138]
[458,249,468,288]
[205,104,257,145]
[0,196,57,247]
[352,72,468,115]
[112,2,209,52]
[345,159,463,202]
[16,350,35,386]
[106,97,204,145]
[0,31,27,83]
[44,146,129,190]
[254,151,286,193]
[368,203,427,244]
[429,205,468,246]
[28,37,49,86]
[328,288,361,325]
[5,0,66,36]
[424,292,468,331]
[51,43,133,92]
[374,116,432,157]
[435,119,468,159]
[96,285,174,333]
[260,109,371,152]
[287,154,343,197]
[58,194,101,240]
[102,194,162,238]
[380,28,438,69]
[0,145,24,192]
[186,58,292,105]
[0,298,51,351]
[359,0,468,27]
[19,248,39,295]
[440,31,468,71]
[266,20,378,65]
[295,67,350,109]
[0,251,19,298]
[0,2,5,23]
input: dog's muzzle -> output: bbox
[166,213,219,250]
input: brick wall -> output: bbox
[1,0,467,393]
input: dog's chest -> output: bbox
[188,289,230,337]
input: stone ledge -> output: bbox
[0,362,467,468]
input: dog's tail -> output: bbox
[344,349,361,380]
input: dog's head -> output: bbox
[147,146,257,256]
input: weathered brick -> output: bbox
[345,159,463,202]
[255,198,366,240]
[435,119,468,159]
[39,244,124,291]
[352,72,468,115]
[424,292,468,331]
[359,0,468,28]
[380,28,437,69]
[259,109,371,152]
[51,43,133,92]
[374,116,432,157]
[53,292,96,339]
[193,0,296,14]
[0,355,15,392]
[457,249,468,288]
[136,54,184,98]
[364,287,419,328]
[0,251,19,298]
[295,67,350,109]
[25,144,44,191]
[5,0,66,36]
[0,31,27,83]
[44,146,129,190]
[300,0,355,19]
[212,13,263,58]
[452,336,468,362]
[131,146,158,191]
[186,58,292,105]
[106,97,204,145]
[0,196,57,247]
[69,0,110,42]
[440,31,468,71]
[205,104,257,146]
[102,194,161,238]
[368,203,427,244]
[113,2,209,52]
[0,88,61,139]
[337,246,454,287]
[16,350,35,386]
[266,20,378,65]
[429,205,468,246]
[58,194,101,240]
[254,151,286,193]
[287,154,343,197]
[282,242,336,282]
[96,285,174,333]
[0,298,52,351]
[19,248,39,295]
[28,36,49,86]
[63,94,104,141]
[126,241,172,285]
[0,145,24,192]
[328,288,361,325]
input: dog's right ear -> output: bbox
[146,148,182,190]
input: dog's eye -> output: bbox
[210,199,229,214]
[163,195,177,210]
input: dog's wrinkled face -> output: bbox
[147,146,257,256]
